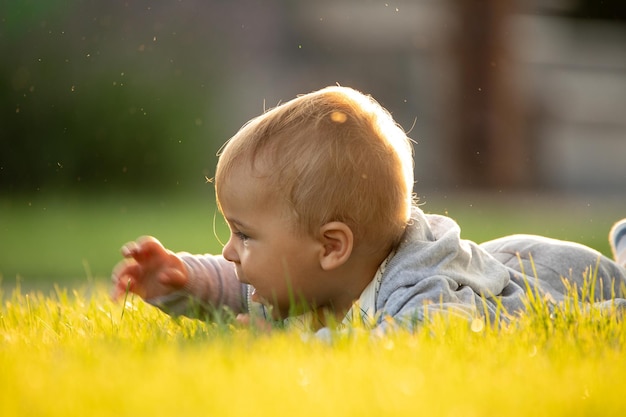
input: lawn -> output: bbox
[1,191,625,416]
[1,282,624,416]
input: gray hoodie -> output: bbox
[376,208,626,329]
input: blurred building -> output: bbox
[215,0,626,193]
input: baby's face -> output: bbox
[218,168,327,319]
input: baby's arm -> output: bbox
[148,253,247,318]
[111,236,246,319]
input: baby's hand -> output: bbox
[111,236,188,301]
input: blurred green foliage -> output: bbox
[1,0,225,194]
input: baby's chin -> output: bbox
[251,288,304,320]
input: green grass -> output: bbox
[1,282,624,416]
[1,191,625,416]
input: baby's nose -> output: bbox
[222,237,240,263]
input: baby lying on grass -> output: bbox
[112,86,626,332]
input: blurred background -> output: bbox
[1,0,626,290]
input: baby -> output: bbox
[112,86,626,331]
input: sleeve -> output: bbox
[145,253,249,320]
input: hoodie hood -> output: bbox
[376,207,512,320]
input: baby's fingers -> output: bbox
[121,236,167,263]
[120,240,140,258]
[111,263,143,300]
[110,275,132,301]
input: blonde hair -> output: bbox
[215,86,414,255]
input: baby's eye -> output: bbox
[234,231,249,242]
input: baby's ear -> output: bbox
[318,222,353,270]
